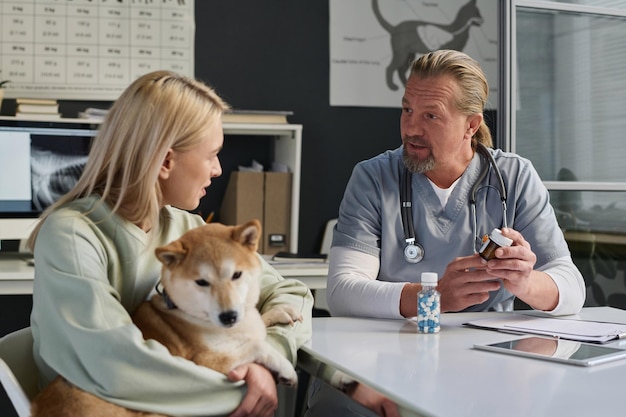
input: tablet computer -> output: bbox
[474,336,626,366]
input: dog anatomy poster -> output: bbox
[329,0,498,108]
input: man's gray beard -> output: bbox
[402,147,435,174]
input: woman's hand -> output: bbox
[227,363,278,417]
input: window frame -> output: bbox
[500,0,626,192]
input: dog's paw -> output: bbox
[330,370,356,392]
[262,305,303,327]
[276,365,299,387]
[256,342,299,387]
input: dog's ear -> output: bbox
[234,219,262,252]
[155,240,187,268]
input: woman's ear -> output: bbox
[159,148,174,179]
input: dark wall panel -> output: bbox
[194,1,401,253]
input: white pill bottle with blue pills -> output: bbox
[417,272,440,333]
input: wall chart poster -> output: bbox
[329,0,498,109]
[0,0,194,101]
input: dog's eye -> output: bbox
[195,279,210,287]
[232,271,242,280]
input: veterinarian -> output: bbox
[305,49,586,417]
[28,71,313,417]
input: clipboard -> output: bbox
[464,314,626,344]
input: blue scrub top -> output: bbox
[332,146,571,312]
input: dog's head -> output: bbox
[155,219,262,328]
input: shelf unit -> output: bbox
[0,117,302,254]
[222,122,302,254]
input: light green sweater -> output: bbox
[31,195,313,416]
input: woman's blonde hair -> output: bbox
[410,49,493,148]
[27,70,229,249]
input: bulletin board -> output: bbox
[0,0,195,101]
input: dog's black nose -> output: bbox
[219,311,238,326]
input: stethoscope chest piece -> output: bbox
[404,242,424,263]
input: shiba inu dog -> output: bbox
[31,219,302,417]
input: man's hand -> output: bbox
[484,228,558,311]
[400,253,499,315]
[400,228,558,316]
[435,254,501,312]
[227,363,278,417]
[483,228,536,293]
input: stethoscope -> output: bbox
[400,142,508,263]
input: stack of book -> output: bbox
[269,252,328,264]
[222,110,293,124]
[15,98,61,120]
[78,107,109,121]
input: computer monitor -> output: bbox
[0,117,100,242]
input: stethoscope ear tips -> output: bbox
[404,243,424,263]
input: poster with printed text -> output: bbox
[330,0,498,109]
[0,0,194,101]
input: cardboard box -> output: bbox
[263,172,292,255]
[219,171,264,241]
[219,171,291,254]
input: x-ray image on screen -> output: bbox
[0,120,97,243]
[0,120,97,219]
[30,147,88,211]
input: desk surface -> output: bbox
[0,254,328,294]
[0,255,35,294]
[269,262,328,290]
[300,307,626,417]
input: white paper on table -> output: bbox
[464,315,626,343]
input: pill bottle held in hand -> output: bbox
[479,228,513,261]
[417,272,440,333]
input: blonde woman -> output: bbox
[28,71,313,417]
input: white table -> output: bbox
[0,254,328,295]
[267,261,329,311]
[0,255,34,295]
[298,307,626,417]
[270,262,328,290]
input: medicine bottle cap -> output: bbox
[489,228,513,248]
[421,272,438,285]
